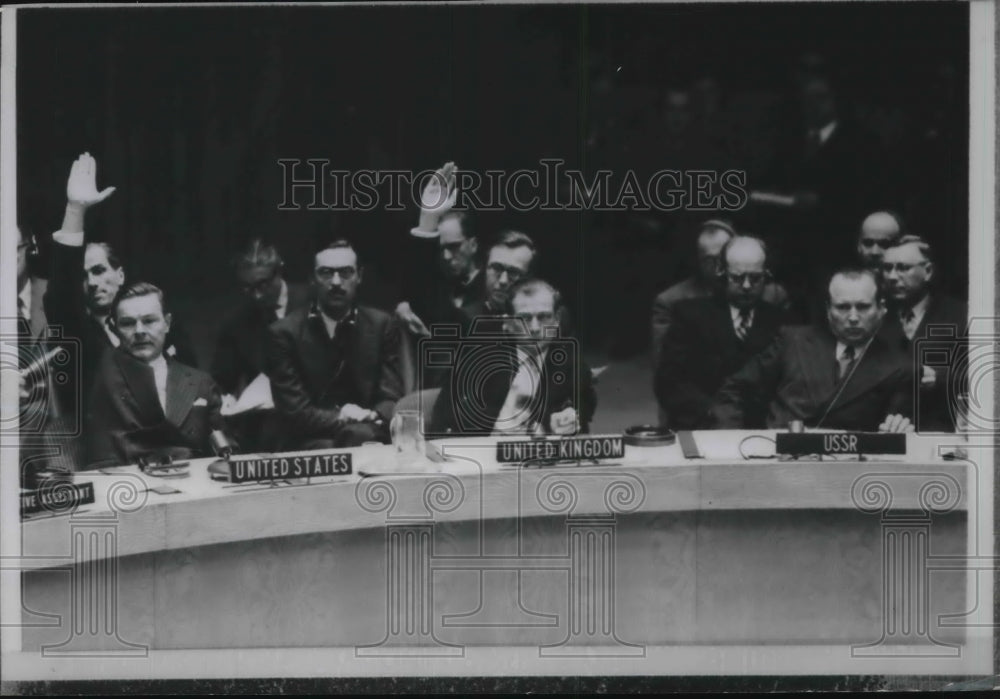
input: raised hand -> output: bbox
[416,162,458,234]
[66,152,116,208]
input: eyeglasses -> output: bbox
[487,262,525,283]
[515,312,556,325]
[240,272,278,295]
[860,238,895,249]
[880,261,927,274]
[726,272,766,286]
[315,266,358,283]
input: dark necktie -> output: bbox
[836,345,857,383]
[901,309,916,341]
[734,309,752,341]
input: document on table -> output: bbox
[220,373,274,416]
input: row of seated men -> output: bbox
[17,156,967,472]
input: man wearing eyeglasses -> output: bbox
[265,240,404,449]
[211,239,310,450]
[430,278,595,436]
[711,267,914,433]
[879,236,967,431]
[655,236,789,429]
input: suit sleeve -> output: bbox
[373,317,405,420]
[886,365,915,422]
[711,331,787,428]
[649,292,674,370]
[654,307,713,426]
[577,360,597,433]
[42,239,86,340]
[264,326,345,436]
[83,351,125,468]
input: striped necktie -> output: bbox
[734,309,752,341]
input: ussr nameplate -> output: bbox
[229,452,353,484]
[775,432,906,457]
[20,482,96,517]
[496,436,625,463]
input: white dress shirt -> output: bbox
[493,347,547,435]
[149,355,169,413]
[835,337,873,379]
[451,269,481,309]
[729,305,754,334]
[274,280,289,320]
[319,309,340,339]
[900,295,930,341]
[817,120,838,146]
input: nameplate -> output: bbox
[775,432,907,456]
[21,482,95,516]
[229,452,353,484]
[496,436,625,463]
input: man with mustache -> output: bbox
[711,267,914,432]
[265,240,405,449]
[86,283,225,467]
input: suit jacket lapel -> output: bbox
[116,350,165,424]
[835,335,896,408]
[165,360,200,427]
[798,328,837,409]
[351,308,377,401]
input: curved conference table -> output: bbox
[18,431,973,656]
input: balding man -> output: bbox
[879,235,967,431]
[655,236,789,429]
[651,219,788,370]
[712,268,913,432]
[857,210,904,270]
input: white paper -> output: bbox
[220,373,274,416]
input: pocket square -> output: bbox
[192,398,208,407]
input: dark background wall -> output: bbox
[17,3,969,356]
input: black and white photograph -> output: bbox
[0,1,995,692]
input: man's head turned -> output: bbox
[826,268,886,347]
[695,219,736,282]
[485,230,536,309]
[313,240,362,320]
[83,242,125,315]
[857,211,904,268]
[236,239,284,313]
[720,235,769,311]
[437,212,479,281]
[17,226,30,290]
[113,282,172,363]
[881,235,934,307]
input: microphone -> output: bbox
[210,430,233,460]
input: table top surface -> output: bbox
[17,431,972,565]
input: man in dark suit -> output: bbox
[655,236,789,429]
[265,240,404,449]
[211,240,309,451]
[712,268,914,432]
[879,235,967,431]
[44,154,197,426]
[430,279,595,436]
[212,239,310,397]
[86,283,225,468]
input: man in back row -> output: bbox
[655,235,788,429]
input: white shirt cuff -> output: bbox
[409,226,439,239]
[52,230,84,247]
